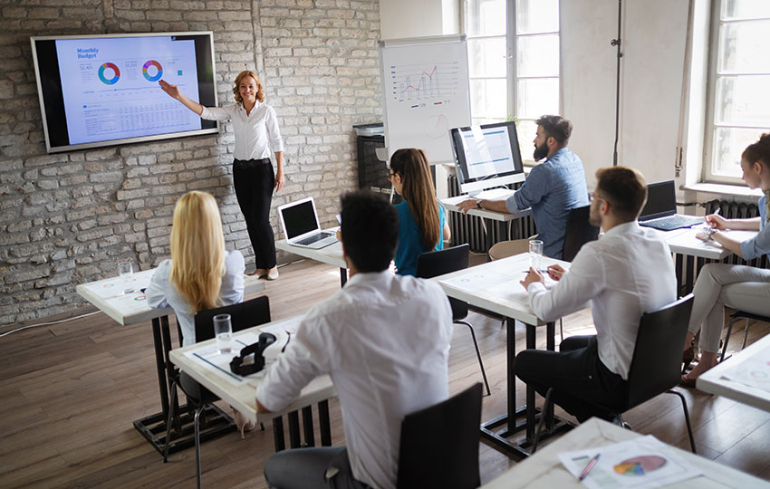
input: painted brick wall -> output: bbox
[0,0,382,324]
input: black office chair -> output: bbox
[416,244,491,396]
[721,310,770,362]
[532,295,697,454]
[562,205,600,262]
[396,383,483,489]
[163,296,271,489]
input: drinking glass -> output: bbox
[117,261,134,295]
[529,240,544,271]
[214,314,233,354]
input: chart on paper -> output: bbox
[390,62,462,104]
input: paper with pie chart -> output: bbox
[380,37,471,163]
[720,343,770,393]
[558,435,700,489]
[54,36,201,145]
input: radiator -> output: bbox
[447,175,537,253]
[678,199,769,293]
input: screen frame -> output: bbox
[31,31,220,154]
[450,121,525,196]
[639,180,677,221]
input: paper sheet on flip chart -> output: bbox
[558,435,700,489]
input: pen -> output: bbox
[579,453,600,481]
[523,270,550,274]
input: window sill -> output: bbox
[682,182,762,200]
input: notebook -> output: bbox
[638,180,703,231]
[278,197,337,249]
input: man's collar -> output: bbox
[602,220,640,237]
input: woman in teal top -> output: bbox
[389,148,451,276]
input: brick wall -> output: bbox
[0,0,382,325]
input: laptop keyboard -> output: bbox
[640,215,703,231]
[296,232,333,246]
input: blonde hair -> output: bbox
[232,70,265,105]
[390,148,441,250]
[169,191,226,313]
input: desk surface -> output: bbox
[275,229,347,270]
[697,333,770,413]
[169,317,336,425]
[434,252,568,326]
[76,270,265,326]
[480,418,770,488]
[660,228,758,261]
[441,190,531,222]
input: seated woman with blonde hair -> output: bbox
[681,134,770,386]
[389,148,451,276]
[146,191,245,347]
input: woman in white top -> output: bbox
[146,191,245,347]
[159,70,284,280]
[681,134,770,386]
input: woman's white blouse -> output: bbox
[200,103,284,161]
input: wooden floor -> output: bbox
[2,256,770,488]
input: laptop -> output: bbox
[638,180,703,231]
[278,197,338,249]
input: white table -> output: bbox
[441,190,531,223]
[697,333,770,413]
[434,252,572,458]
[76,269,265,454]
[275,231,347,286]
[480,418,770,488]
[170,317,337,450]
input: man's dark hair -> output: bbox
[340,190,398,273]
[595,166,648,222]
[536,115,573,145]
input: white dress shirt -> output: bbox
[200,103,285,161]
[256,272,453,489]
[145,250,245,347]
[526,221,677,379]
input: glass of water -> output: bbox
[213,314,233,354]
[117,261,134,295]
[529,240,544,271]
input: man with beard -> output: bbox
[513,166,676,422]
[458,115,588,259]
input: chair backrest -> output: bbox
[626,294,694,408]
[562,205,600,262]
[396,383,482,489]
[194,295,271,343]
[416,244,470,321]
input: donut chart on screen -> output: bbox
[142,60,163,82]
[98,62,121,85]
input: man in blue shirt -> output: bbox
[458,115,589,259]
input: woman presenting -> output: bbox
[160,70,284,280]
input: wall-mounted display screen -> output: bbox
[31,32,219,154]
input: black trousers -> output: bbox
[233,158,276,270]
[264,447,371,489]
[513,335,628,422]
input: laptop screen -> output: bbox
[281,200,319,239]
[639,180,677,221]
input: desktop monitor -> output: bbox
[450,121,525,196]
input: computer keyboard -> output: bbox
[640,215,703,231]
[296,232,333,246]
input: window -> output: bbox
[463,0,560,163]
[704,1,770,183]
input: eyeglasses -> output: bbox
[588,191,602,203]
[387,170,397,180]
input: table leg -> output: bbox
[273,417,286,451]
[525,323,536,440]
[339,268,347,287]
[288,411,301,448]
[302,406,315,447]
[319,400,332,446]
[675,254,684,295]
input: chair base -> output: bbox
[480,407,574,458]
[144,403,235,457]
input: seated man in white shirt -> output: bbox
[258,190,454,489]
[516,166,677,422]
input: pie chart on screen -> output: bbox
[613,455,667,476]
[143,60,163,82]
[98,62,120,85]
